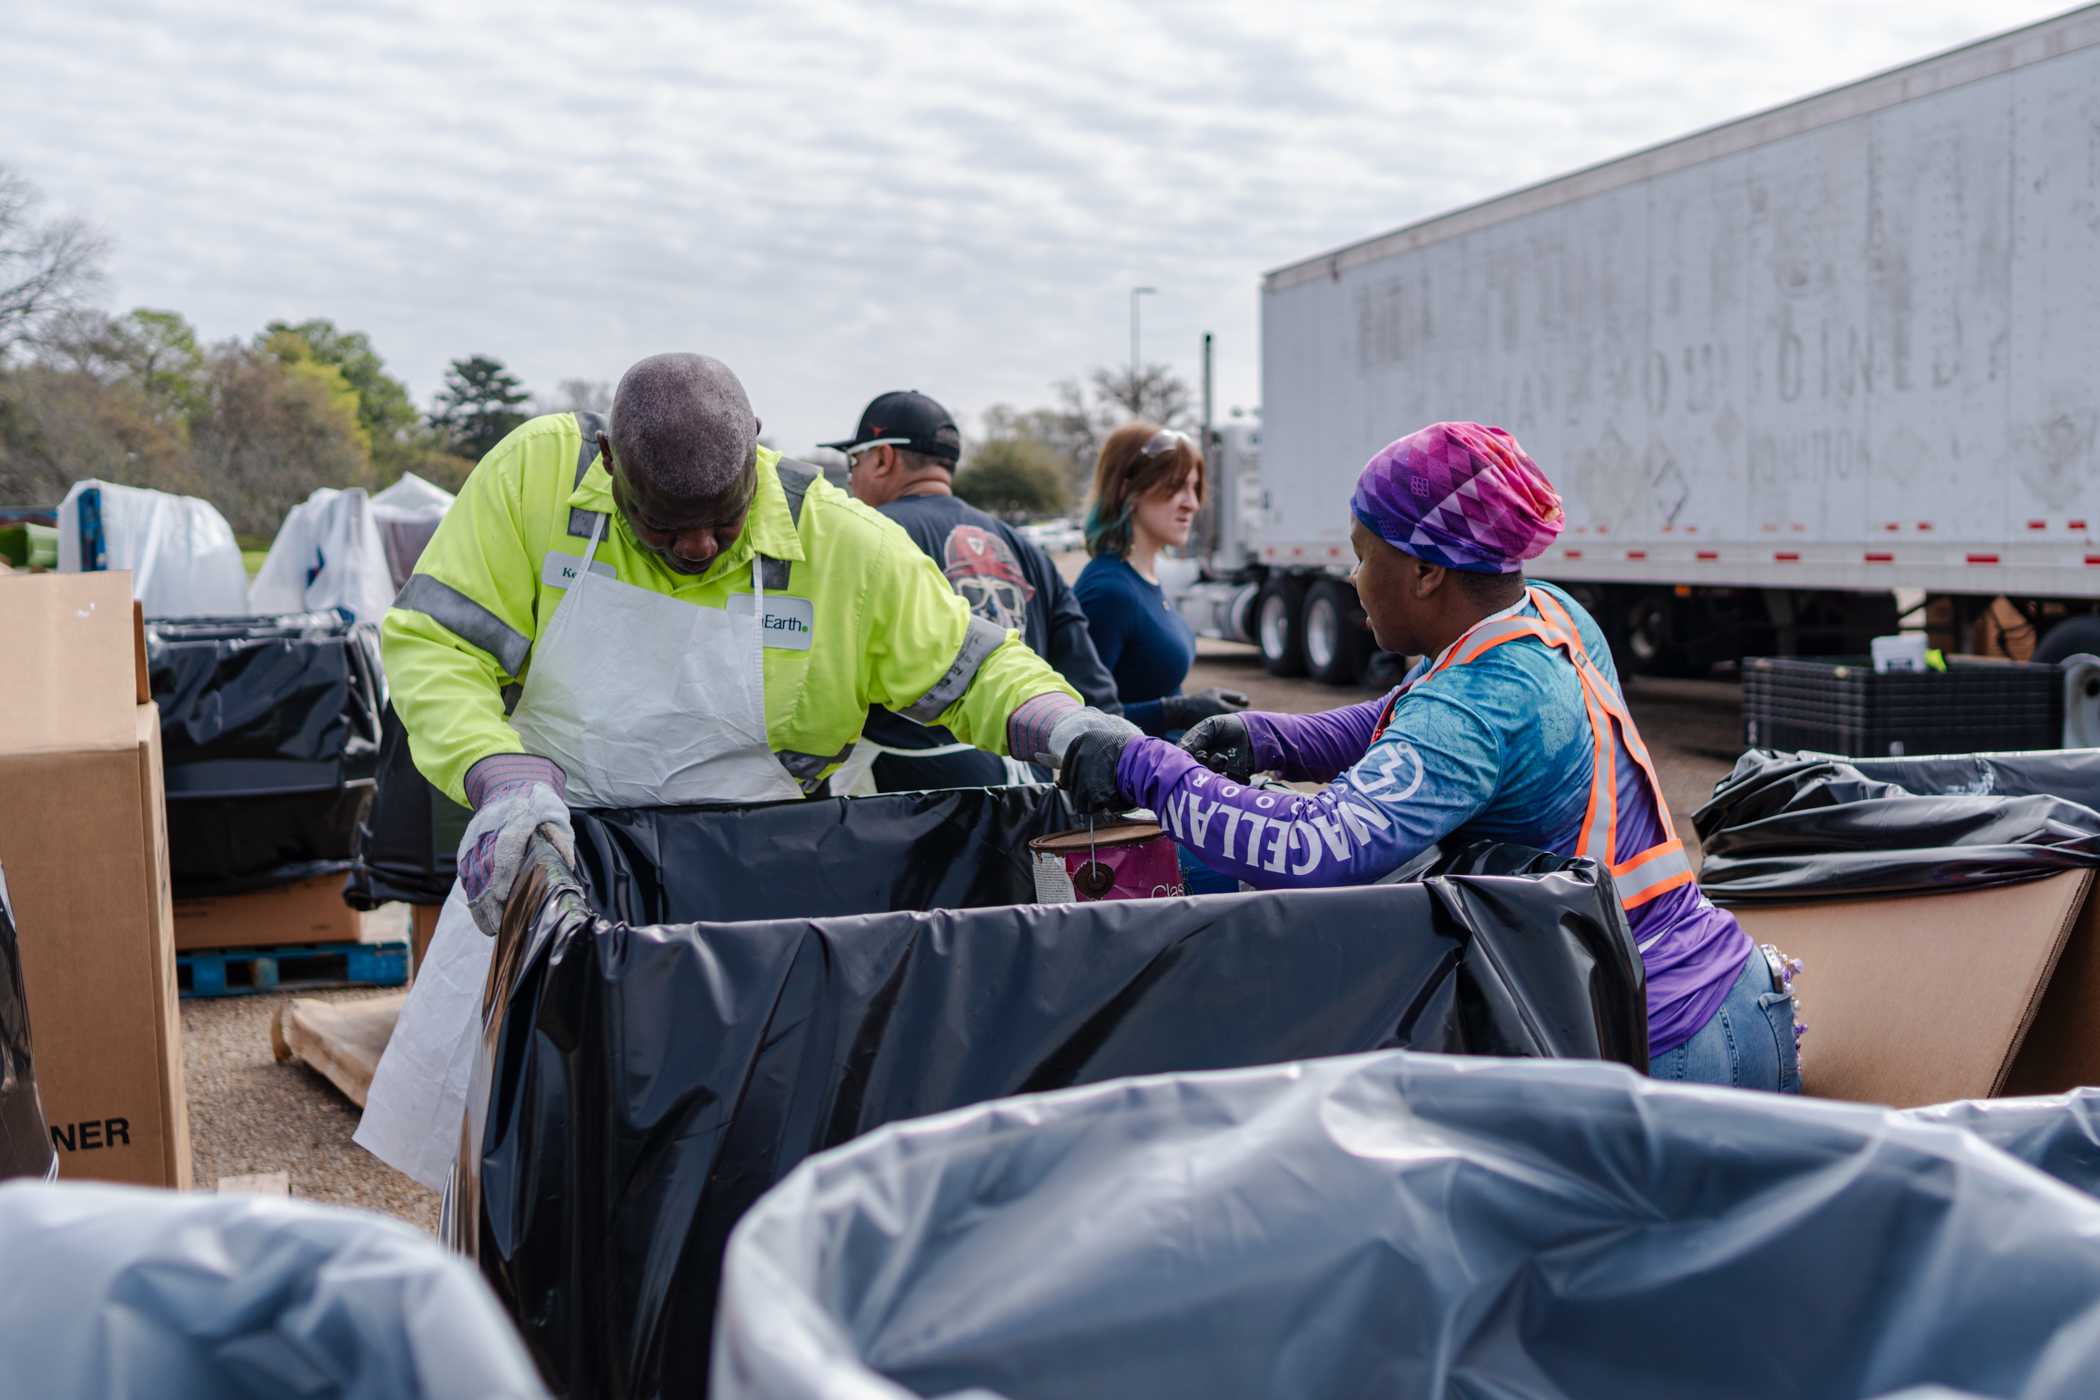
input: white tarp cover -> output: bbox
[717,1051,2100,1400]
[0,1180,546,1399]
[56,479,249,619]
[249,486,396,625]
[370,472,455,591]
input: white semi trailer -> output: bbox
[1184,6,2100,686]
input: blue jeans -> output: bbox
[1649,948,1802,1093]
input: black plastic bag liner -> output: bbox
[0,1180,546,1398]
[1904,1089,2100,1201]
[1694,748,2100,903]
[148,611,385,892]
[344,702,465,909]
[715,1051,2100,1400]
[149,610,384,792]
[458,786,1645,1399]
[0,866,53,1182]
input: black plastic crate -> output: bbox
[1743,656,2063,757]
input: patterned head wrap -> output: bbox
[1350,422,1563,574]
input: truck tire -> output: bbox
[1257,576,1309,677]
[1621,592,1696,678]
[2034,613,2100,667]
[1304,578,1373,685]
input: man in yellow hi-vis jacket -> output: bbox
[357,353,1131,1189]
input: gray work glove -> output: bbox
[1178,713,1258,782]
[1158,688,1250,730]
[458,780,575,938]
[1036,706,1142,771]
[1041,706,1144,814]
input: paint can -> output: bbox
[1029,822,1186,903]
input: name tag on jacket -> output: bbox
[541,553,618,590]
[728,594,816,650]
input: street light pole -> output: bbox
[1129,285,1156,396]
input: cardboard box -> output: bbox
[0,573,190,1187]
[1736,869,2100,1108]
[172,873,365,952]
[410,902,441,980]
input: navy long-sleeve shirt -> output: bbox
[862,495,1119,755]
[1073,554,1196,737]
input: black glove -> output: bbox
[1057,724,1139,814]
[1159,688,1250,730]
[1178,713,1257,781]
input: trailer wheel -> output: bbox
[1304,578,1372,685]
[2034,613,2100,668]
[1622,593,1697,678]
[1257,576,1309,677]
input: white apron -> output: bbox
[355,521,802,1190]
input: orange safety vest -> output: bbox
[1372,585,1698,915]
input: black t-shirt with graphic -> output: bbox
[865,493,1119,753]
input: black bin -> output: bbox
[1743,655,2062,757]
[147,612,384,895]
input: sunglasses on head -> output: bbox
[1140,428,1191,459]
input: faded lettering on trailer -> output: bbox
[1259,8,2100,599]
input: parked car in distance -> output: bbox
[1020,519,1085,553]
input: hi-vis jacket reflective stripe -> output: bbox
[1394,584,1698,911]
[383,412,1078,806]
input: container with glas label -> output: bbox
[1029,822,1186,903]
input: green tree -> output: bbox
[189,342,374,535]
[430,354,530,460]
[34,307,207,422]
[953,437,1069,520]
[262,318,420,471]
[261,328,372,457]
[117,309,208,418]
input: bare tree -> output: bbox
[986,364,1196,498]
[0,166,109,358]
[1084,364,1194,434]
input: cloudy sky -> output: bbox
[5,1,2077,459]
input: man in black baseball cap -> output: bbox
[819,389,963,473]
[825,390,1122,793]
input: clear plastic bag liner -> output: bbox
[1694,748,2100,902]
[249,485,398,625]
[0,1181,545,1398]
[1903,1088,2100,1200]
[0,866,53,1182]
[458,791,1646,1398]
[55,479,249,618]
[716,1051,2100,1400]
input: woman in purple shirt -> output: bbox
[1058,422,1802,1092]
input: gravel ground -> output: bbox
[182,908,439,1231]
[181,643,1748,1228]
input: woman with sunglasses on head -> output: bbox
[1073,423,1249,738]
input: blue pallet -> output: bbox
[178,940,409,998]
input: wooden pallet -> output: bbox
[178,940,408,997]
[270,991,406,1109]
